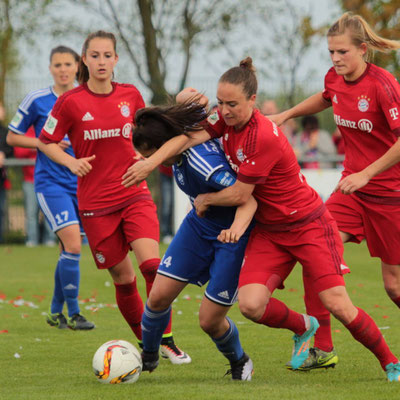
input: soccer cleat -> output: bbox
[160,337,191,364]
[290,315,319,370]
[46,312,68,329]
[225,353,254,381]
[67,313,95,330]
[385,362,400,382]
[141,351,159,372]
[286,347,338,371]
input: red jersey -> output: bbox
[323,63,400,197]
[40,82,152,211]
[205,109,323,228]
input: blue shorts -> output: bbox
[158,210,250,306]
[36,191,84,234]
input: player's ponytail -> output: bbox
[219,57,258,99]
[328,12,400,60]
[133,102,208,151]
[78,30,117,84]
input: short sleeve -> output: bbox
[237,126,283,184]
[376,75,400,136]
[8,97,37,135]
[204,109,226,139]
[40,95,73,143]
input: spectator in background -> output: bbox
[260,99,297,144]
[158,165,174,244]
[0,102,13,243]
[292,115,336,169]
[13,126,56,247]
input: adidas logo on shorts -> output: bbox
[218,290,230,300]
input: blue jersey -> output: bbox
[8,86,77,194]
[173,139,237,228]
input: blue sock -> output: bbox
[212,317,244,363]
[58,251,81,317]
[141,303,171,352]
[50,261,65,314]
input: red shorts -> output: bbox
[326,191,400,265]
[239,211,346,293]
[81,200,159,269]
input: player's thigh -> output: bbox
[239,225,295,292]
[326,191,365,243]
[206,239,247,306]
[122,200,160,264]
[81,212,129,270]
[37,191,81,233]
[158,217,213,285]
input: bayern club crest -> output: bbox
[357,95,370,112]
[118,101,131,117]
[236,148,245,162]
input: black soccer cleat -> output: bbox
[141,350,159,372]
[225,352,254,381]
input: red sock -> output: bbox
[114,280,143,340]
[345,307,398,369]
[257,298,306,335]
[139,258,172,335]
[391,296,400,308]
[139,258,160,296]
[303,273,333,352]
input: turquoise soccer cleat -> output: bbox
[290,315,319,370]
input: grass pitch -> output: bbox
[0,242,399,400]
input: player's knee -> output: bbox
[238,299,263,321]
[147,290,171,311]
[139,260,159,283]
[198,315,220,336]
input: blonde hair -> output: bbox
[328,12,400,61]
[219,57,257,99]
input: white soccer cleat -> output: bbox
[160,341,192,364]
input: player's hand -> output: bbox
[122,158,154,187]
[68,155,96,177]
[176,87,209,107]
[335,171,370,195]
[194,193,209,218]
[267,112,287,127]
[57,141,70,151]
[217,229,240,243]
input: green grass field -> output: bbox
[1,242,399,400]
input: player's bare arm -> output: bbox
[336,137,400,195]
[218,195,257,243]
[7,130,40,149]
[122,130,211,187]
[269,92,331,126]
[38,141,95,177]
[195,180,255,218]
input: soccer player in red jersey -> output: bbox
[122,57,400,382]
[270,12,400,373]
[37,30,190,365]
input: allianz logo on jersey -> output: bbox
[333,114,373,133]
[83,122,132,140]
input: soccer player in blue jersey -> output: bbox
[7,46,95,330]
[132,102,257,380]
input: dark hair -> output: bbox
[78,30,117,84]
[50,46,80,63]
[219,57,257,99]
[133,101,208,151]
[301,115,319,131]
